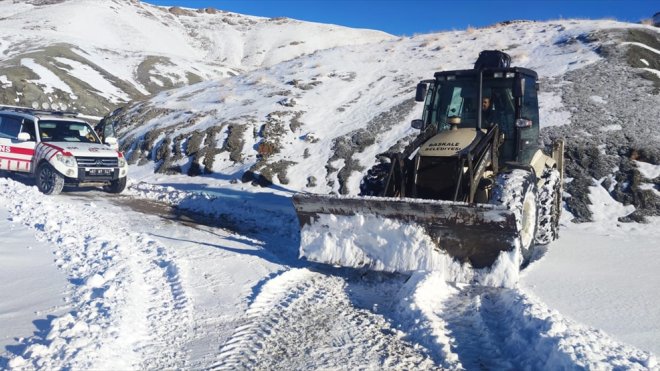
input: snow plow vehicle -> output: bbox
[293,51,564,272]
[0,105,128,195]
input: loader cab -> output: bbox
[94,119,119,150]
[416,68,540,165]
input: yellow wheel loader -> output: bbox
[293,51,564,272]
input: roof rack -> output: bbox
[0,104,79,118]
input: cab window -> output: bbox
[521,77,540,125]
[427,77,480,131]
[0,115,22,140]
[94,122,116,142]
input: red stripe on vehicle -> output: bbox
[10,147,35,156]
[42,143,64,152]
[41,143,73,157]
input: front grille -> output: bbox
[75,157,119,168]
[415,157,461,200]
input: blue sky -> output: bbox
[147,1,658,35]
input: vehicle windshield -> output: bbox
[423,75,516,131]
[39,120,101,143]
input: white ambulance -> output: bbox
[0,106,128,195]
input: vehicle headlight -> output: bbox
[56,153,77,167]
[118,157,126,168]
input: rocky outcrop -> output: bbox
[541,29,660,222]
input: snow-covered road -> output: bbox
[214,268,437,370]
[0,179,197,369]
[0,177,657,369]
[0,208,69,353]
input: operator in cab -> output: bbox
[482,95,494,125]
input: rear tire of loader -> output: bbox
[491,169,538,266]
[535,168,561,245]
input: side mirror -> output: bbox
[513,77,525,98]
[105,137,118,146]
[415,83,427,102]
[411,119,425,130]
[17,132,31,142]
[515,118,532,128]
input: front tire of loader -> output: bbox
[535,168,561,245]
[359,159,391,196]
[491,169,538,266]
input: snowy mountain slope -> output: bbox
[0,0,392,116]
[107,19,659,221]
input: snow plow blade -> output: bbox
[292,193,519,271]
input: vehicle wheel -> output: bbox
[535,168,561,245]
[359,158,392,196]
[105,176,127,194]
[36,163,65,195]
[491,169,538,266]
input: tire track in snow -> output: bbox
[214,268,437,370]
[127,235,193,369]
[0,179,192,370]
[440,287,528,370]
[391,272,656,370]
[441,286,655,370]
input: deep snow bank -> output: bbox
[0,209,69,352]
[0,179,191,369]
[299,212,522,288]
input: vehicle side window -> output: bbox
[21,119,37,141]
[0,115,22,140]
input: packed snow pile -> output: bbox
[300,213,459,272]
[299,213,523,288]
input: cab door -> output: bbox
[0,114,37,173]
